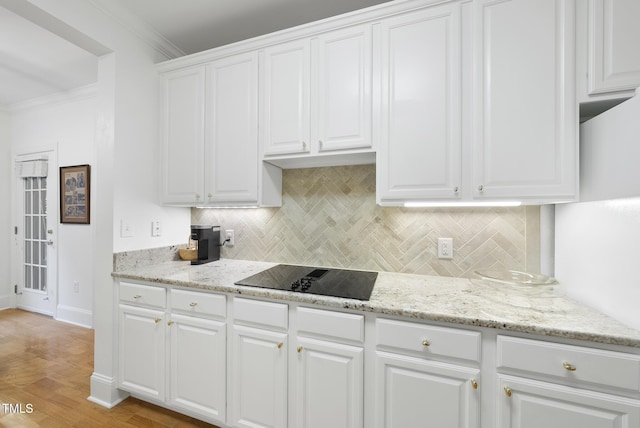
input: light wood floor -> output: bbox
[0,309,219,427]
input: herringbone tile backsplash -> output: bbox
[192,165,539,277]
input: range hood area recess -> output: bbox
[263,152,376,170]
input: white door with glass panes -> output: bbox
[14,151,58,316]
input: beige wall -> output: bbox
[193,165,540,277]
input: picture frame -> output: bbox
[60,164,90,224]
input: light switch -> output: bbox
[152,220,161,237]
[120,220,133,238]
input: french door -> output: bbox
[15,151,57,316]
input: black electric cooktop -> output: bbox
[234,264,378,301]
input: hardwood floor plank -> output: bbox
[0,309,220,428]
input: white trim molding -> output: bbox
[88,372,130,408]
[9,84,98,113]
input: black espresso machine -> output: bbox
[190,225,221,265]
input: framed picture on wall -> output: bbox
[60,164,90,224]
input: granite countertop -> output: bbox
[112,258,640,348]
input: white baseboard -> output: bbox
[55,305,93,328]
[0,294,14,310]
[88,373,129,408]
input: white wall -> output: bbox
[555,199,640,330]
[110,43,190,253]
[0,110,10,309]
[20,0,189,407]
[555,91,640,331]
[24,0,191,254]
[11,88,97,327]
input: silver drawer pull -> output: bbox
[562,361,577,371]
[189,302,198,307]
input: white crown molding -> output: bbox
[87,0,185,60]
[9,84,98,113]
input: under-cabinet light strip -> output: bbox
[404,201,523,208]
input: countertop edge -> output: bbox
[112,261,640,349]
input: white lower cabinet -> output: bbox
[229,324,288,428]
[294,335,364,428]
[229,297,289,428]
[496,335,640,428]
[293,307,365,428]
[497,375,640,428]
[118,304,166,401]
[117,284,640,428]
[169,313,226,422]
[118,283,228,426]
[374,318,481,428]
[375,352,480,428]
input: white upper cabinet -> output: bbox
[376,3,463,204]
[159,0,580,206]
[205,52,259,204]
[261,24,374,167]
[160,53,282,207]
[472,0,577,202]
[160,66,206,205]
[316,24,372,152]
[261,39,311,157]
[587,0,640,96]
[378,0,577,205]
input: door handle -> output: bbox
[46,240,54,246]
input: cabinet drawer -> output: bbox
[119,282,166,309]
[170,288,226,318]
[376,318,481,363]
[497,336,640,393]
[297,307,364,343]
[233,297,288,330]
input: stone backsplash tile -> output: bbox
[192,164,538,277]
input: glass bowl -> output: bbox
[470,269,565,299]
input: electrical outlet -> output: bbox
[73,281,79,293]
[225,229,235,246]
[437,238,453,260]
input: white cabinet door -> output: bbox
[588,0,640,95]
[206,52,259,204]
[377,4,463,204]
[316,24,372,152]
[160,66,206,205]
[472,0,577,202]
[375,352,480,428]
[497,375,640,428]
[169,314,226,424]
[261,39,311,156]
[229,324,288,428]
[118,304,166,401]
[295,337,364,428]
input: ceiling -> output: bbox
[111,0,390,55]
[0,6,98,107]
[0,0,389,108]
